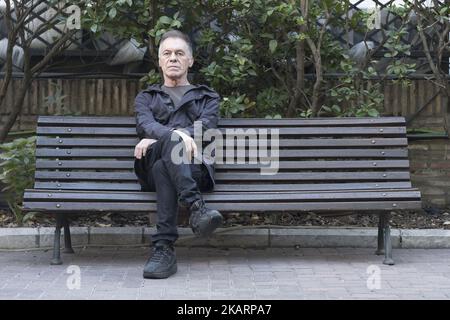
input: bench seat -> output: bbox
[24,189,421,212]
[23,115,422,265]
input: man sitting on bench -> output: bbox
[134,30,223,279]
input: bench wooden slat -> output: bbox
[37,116,407,127]
[35,171,138,181]
[218,118,407,126]
[215,172,411,181]
[34,170,411,181]
[214,182,414,191]
[36,148,136,158]
[36,137,408,147]
[218,160,410,169]
[35,159,411,170]
[35,181,143,191]
[37,126,406,136]
[37,137,139,147]
[36,127,406,137]
[36,160,133,169]
[23,201,422,212]
[24,189,421,202]
[35,148,409,158]
[37,127,136,136]
[38,116,137,126]
[34,181,413,191]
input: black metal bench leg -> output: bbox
[383,213,395,265]
[375,213,385,255]
[63,217,74,254]
[51,216,63,265]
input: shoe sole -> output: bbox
[143,263,177,279]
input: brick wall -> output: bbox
[409,139,450,208]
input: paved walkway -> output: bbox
[1,246,450,300]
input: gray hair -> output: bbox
[158,30,193,57]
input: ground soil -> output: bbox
[1,206,450,229]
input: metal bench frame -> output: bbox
[23,116,422,265]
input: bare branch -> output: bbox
[414,0,441,78]
[24,4,69,48]
[270,60,291,95]
[12,0,47,31]
[0,0,15,108]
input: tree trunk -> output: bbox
[298,0,308,110]
[311,54,322,117]
[289,39,305,117]
[0,76,32,143]
[148,0,160,76]
[0,0,16,111]
[288,0,308,117]
[288,94,299,117]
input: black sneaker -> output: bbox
[143,241,177,279]
[189,200,223,237]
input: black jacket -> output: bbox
[135,84,220,186]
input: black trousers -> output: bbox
[134,132,213,244]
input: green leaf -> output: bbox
[368,109,379,117]
[331,105,341,113]
[237,57,246,65]
[90,24,98,33]
[172,20,182,28]
[296,17,305,25]
[109,7,117,19]
[269,40,277,54]
[159,16,172,25]
[22,212,37,223]
[260,33,274,39]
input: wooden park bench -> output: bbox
[23,116,422,265]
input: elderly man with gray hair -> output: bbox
[134,30,223,279]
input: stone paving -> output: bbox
[1,246,450,300]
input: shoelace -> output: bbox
[151,246,172,263]
[198,205,208,216]
[196,202,209,217]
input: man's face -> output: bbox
[158,37,193,81]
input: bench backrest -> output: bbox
[33,116,413,193]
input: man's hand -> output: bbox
[134,138,157,159]
[173,129,198,162]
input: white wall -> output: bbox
[351,0,434,9]
[0,0,81,50]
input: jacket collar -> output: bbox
[143,84,219,112]
[144,84,219,99]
